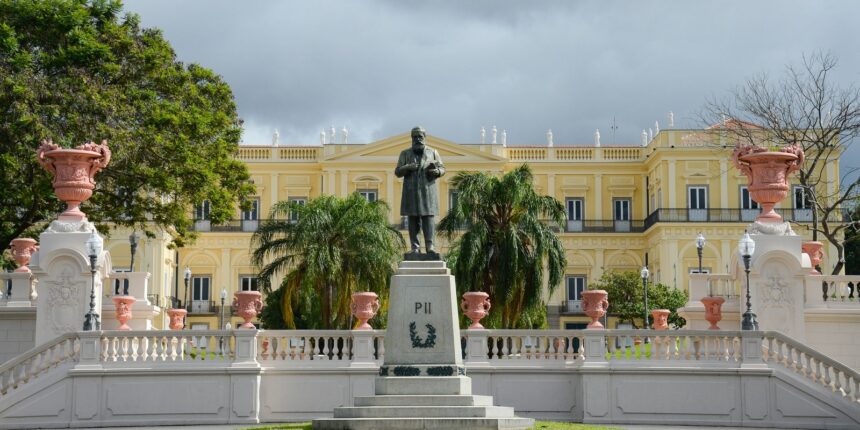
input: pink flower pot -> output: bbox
[581,290,609,329]
[9,238,38,273]
[232,291,263,329]
[802,241,824,275]
[112,296,136,330]
[701,296,725,330]
[36,139,111,221]
[651,309,670,330]
[167,308,187,330]
[731,144,803,223]
[460,292,491,329]
[351,292,380,330]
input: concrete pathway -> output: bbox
[94,424,793,430]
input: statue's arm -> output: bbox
[394,152,409,178]
[432,150,446,178]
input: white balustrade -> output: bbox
[706,274,739,298]
[100,330,234,363]
[257,330,366,364]
[464,330,585,364]
[820,275,860,303]
[604,330,742,363]
[0,334,78,398]
[763,331,860,403]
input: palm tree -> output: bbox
[439,164,567,328]
[251,193,404,329]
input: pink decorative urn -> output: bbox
[36,139,111,221]
[460,292,491,329]
[167,308,187,330]
[350,292,380,330]
[701,296,725,330]
[9,238,38,273]
[581,289,610,329]
[232,291,263,329]
[651,309,670,330]
[802,241,824,275]
[112,296,137,330]
[731,143,803,223]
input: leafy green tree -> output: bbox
[590,271,689,329]
[439,164,566,328]
[0,0,254,249]
[252,194,404,329]
[845,204,860,275]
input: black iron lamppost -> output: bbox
[696,232,705,274]
[183,266,192,310]
[83,231,103,331]
[219,287,227,351]
[739,230,758,331]
[129,231,139,273]
[640,265,650,343]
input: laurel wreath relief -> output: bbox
[409,321,437,348]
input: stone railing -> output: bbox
[0,333,78,397]
[506,146,643,162]
[820,275,860,302]
[763,331,859,404]
[604,330,742,363]
[99,330,235,364]
[466,329,585,365]
[235,146,320,162]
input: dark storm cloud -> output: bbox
[122,0,860,177]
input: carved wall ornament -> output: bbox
[45,265,85,334]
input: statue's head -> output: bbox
[411,126,426,151]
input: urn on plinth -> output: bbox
[9,238,38,273]
[701,296,725,330]
[581,289,609,329]
[460,291,491,329]
[112,296,137,330]
[350,291,380,330]
[731,143,803,224]
[802,241,824,274]
[36,139,111,222]
[167,308,187,330]
[232,290,263,329]
[651,309,670,330]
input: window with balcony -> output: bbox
[793,186,813,222]
[613,198,631,232]
[239,275,258,291]
[564,275,586,313]
[194,200,211,231]
[566,198,584,232]
[740,186,760,221]
[688,186,708,221]
[191,276,211,313]
[358,189,377,203]
[242,198,259,231]
[289,197,306,222]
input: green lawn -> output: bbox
[245,422,620,430]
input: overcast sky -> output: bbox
[123,0,860,178]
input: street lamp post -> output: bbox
[219,288,227,351]
[696,232,705,274]
[739,230,758,331]
[129,231,139,273]
[183,267,192,311]
[83,231,103,331]
[640,265,650,343]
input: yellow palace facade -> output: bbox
[104,128,840,331]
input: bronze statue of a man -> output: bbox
[395,126,445,257]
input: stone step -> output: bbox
[334,405,515,419]
[400,261,446,268]
[395,267,451,275]
[375,376,471,395]
[354,394,494,407]
[312,417,534,430]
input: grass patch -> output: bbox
[244,422,619,430]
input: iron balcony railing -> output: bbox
[642,207,844,230]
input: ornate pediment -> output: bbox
[322,133,507,164]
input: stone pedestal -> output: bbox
[313,261,533,430]
[747,234,808,341]
[101,272,160,330]
[29,220,111,345]
[1,272,37,306]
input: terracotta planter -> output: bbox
[731,144,803,223]
[167,308,187,330]
[350,292,380,330]
[9,238,38,273]
[36,139,111,221]
[460,292,491,329]
[581,290,609,329]
[701,296,725,330]
[651,309,670,330]
[232,291,263,329]
[802,241,824,275]
[112,296,136,330]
